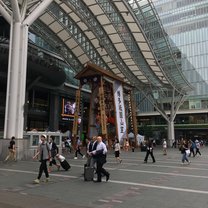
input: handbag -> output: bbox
[185,149,190,155]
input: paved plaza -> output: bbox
[0,146,208,208]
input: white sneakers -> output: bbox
[33,179,40,184]
[181,161,191,165]
[74,155,85,159]
[33,178,50,184]
[45,177,50,182]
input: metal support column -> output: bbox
[3,0,53,139]
[4,21,24,138]
[168,121,175,147]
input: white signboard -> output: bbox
[113,81,127,142]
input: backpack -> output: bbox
[51,142,58,157]
[65,141,70,147]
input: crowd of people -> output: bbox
[3,134,205,184]
[178,138,202,165]
[32,134,110,184]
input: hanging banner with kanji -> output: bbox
[113,81,127,142]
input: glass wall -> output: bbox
[152,0,208,110]
[136,1,208,140]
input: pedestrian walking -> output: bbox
[195,139,201,156]
[180,139,190,165]
[74,137,85,159]
[4,136,16,162]
[48,136,60,172]
[33,134,51,184]
[162,139,167,155]
[124,138,130,151]
[189,140,196,157]
[86,136,97,168]
[114,138,122,163]
[64,137,72,153]
[90,135,110,182]
[144,140,156,163]
[172,140,176,148]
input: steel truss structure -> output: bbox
[0,0,193,144]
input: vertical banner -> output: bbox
[72,89,81,136]
[99,85,107,135]
[113,81,127,142]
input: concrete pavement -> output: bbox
[0,146,208,208]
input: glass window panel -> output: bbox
[32,135,40,146]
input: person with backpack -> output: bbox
[48,136,60,172]
[33,134,51,184]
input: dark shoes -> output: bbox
[94,180,101,183]
[106,174,110,182]
[144,161,155,163]
[94,173,110,182]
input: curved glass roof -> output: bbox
[0,0,193,95]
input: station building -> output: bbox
[0,0,193,158]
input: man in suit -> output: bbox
[90,135,110,182]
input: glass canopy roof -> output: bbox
[0,0,193,95]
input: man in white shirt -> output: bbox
[90,135,110,182]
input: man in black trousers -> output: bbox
[90,135,110,182]
[144,140,156,163]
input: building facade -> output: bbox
[139,0,208,141]
[0,17,90,136]
[0,0,196,145]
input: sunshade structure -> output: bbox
[0,0,193,142]
[29,0,193,92]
